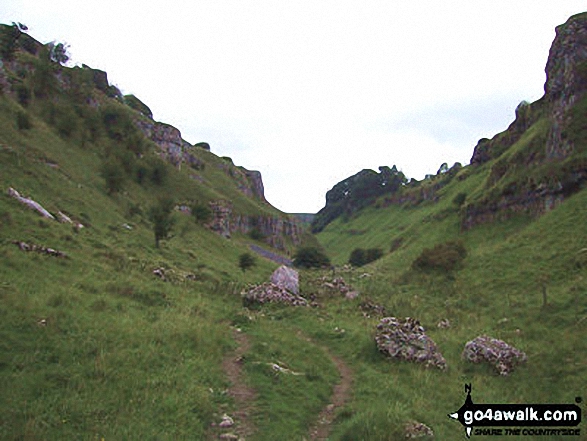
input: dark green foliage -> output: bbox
[123,94,153,119]
[191,202,212,224]
[148,197,175,248]
[293,246,331,269]
[312,165,407,232]
[101,104,136,141]
[48,41,69,65]
[148,157,168,186]
[14,84,30,106]
[348,247,384,267]
[238,252,256,272]
[100,158,126,195]
[452,192,467,207]
[249,228,265,241]
[412,240,467,272]
[15,110,31,130]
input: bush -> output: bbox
[148,197,175,248]
[191,202,212,224]
[452,192,467,208]
[249,228,265,241]
[100,159,126,195]
[15,110,32,130]
[293,246,331,269]
[412,240,467,272]
[123,94,153,119]
[349,248,384,267]
[238,253,256,272]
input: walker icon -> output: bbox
[448,384,581,438]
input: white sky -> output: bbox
[1,1,585,213]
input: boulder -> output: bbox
[270,265,299,294]
[375,317,447,370]
[462,335,527,376]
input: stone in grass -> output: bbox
[270,265,299,294]
[218,414,234,428]
[404,420,434,439]
[462,335,527,376]
[375,317,447,370]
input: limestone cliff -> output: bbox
[463,12,587,229]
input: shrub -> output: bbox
[16,110,32,130]
[238,253,256,272]
[148,197,175,248]
[100,159,126,195]
[412,240,467,272]
[249,228,265,241]
[452,192,467,208]
[293,246,331,269]
[349,248,384,267]
[191,202,212,224]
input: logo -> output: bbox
[448,384,582,437]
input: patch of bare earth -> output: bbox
[306,340,353,441]
[210,328,257,440]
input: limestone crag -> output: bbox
[545,12,587,159]
[133,118,201,168]
[209,201,303,249]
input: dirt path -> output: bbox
[214,328,257,440]
[304,335,354,441]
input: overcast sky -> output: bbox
[1,2,585,213]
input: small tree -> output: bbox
[48,41,69,65]
[191,202,212,224]
[149,197,175,248]
[239,252,256,273]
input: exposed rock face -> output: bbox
[470,99,546,166]
[134,119,194,167]
[545,12,587,159]
[270,265,299,294]
[462,335,527,376]
[375,317,447,370]
[243,170,265,201]
[208,201,303,250]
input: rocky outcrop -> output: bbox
[462,335,527,376]
[208,201,303,250]
[545,12,587,159]
[470,98,546,166]
[134,119,196,167]
[8,187,55,220]
[375,317,447,370]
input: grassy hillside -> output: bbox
[2,18,587,441]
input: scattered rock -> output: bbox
[437,318,451,329]
[359,300,387,318]
[404,420,434,438]
[7,187,55,220]
[242,283,308,307]
[462,335,527,376]
[319,275,357,298]
[375,317,447,370]
[13,241,67,258]
[270,265,299,294]
[152,267,166,280]
[345,290,359,300]
[218,433,239,440]
[219,414,234,428]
